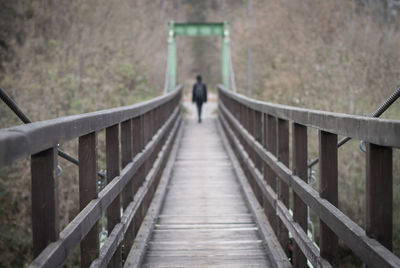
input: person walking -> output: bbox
[192,75,207,123]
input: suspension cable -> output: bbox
[0,87,105,179]
[308,86,400,168]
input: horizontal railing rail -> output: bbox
[0,86,182,267]
[220,86,400,148]
[0,87,181,167]
[218,85,400,268]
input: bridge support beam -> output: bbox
[168,22,177,92]
[222,22,230,89]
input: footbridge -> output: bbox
[0,22,400,268]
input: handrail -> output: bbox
[219,85,400,148]
[0,87,106,178]
[30,106,182,267]
[0,86,181,167]
[218,85,400,268]
[0,85,182,267]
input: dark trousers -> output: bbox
[196,100,203,120]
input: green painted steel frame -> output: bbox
[167,21,230,91]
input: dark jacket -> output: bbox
[192,82,207,103]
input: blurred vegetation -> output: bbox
[0,0,400,267]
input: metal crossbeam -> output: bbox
[167,21,231,91]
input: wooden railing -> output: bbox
[0,86,182,267]
[218,85,400,268]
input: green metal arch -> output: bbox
[167,21,231,91]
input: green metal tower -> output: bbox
[167,21,231,91]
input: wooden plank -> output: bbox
[31,147,59,258]
[79,132,99,267]
[143,255,270,267]
[148,240,263,251]
[292,122,307,268]
[277,118,289,253]
[106,124,121,268]
[121,119,134,256]
[90,115,182,268]
[319,130,338,267]
[139,110,273,268]
[219,113,331,268]
[29,106,180,268]
[217,119,291,268]
[218,86,400,148]
[218,102,400,267]
[0,86,182,167]
[122,115,181,267]
[366,144,393,251]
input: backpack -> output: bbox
[194,83,204,100]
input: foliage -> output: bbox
[1,0,400,267]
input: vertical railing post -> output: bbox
[79,132,99,267]
[133,115,144,234]
[277,118,289,253]
[254,111,262,171]
[132,116,143,190]
[121,119,134,256]
[31,147,59,258]
[267,115,277,232]
[106,124,121,267]
[292,123,307,268]
[263,114,277,232]
[366,144,393,253]
[319,131,338,267]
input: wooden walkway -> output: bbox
[140,101,272,267]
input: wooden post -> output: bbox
[319,131,338,267]
[106,124,121,267]
[267,115,277,232]
[132,116,142,235]
[292,123,307,268]
[366,143,392,251]
[263,114,277,232]
[31,147,59,258]
[254,111,262,171]
[79,132,99,267]
[277,119,289,254]
[121,119,134,256]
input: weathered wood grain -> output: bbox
[277,119,289,252]
[219,111,330,268]
[140,105,274,268]
[217,118,291,268]
[121,119,134,255]
[90,114,182,268]
[319,131,338,267]
[218,100,400,268]
[218,86,400,148]
[292,123,308,268]
[0,87,181,167]
[366,144,393,251]
[31,147,59,258]
[79,132,99,267]
[29,106,180,268]
[106,124,121,268]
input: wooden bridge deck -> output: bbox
[139,101,272,267]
